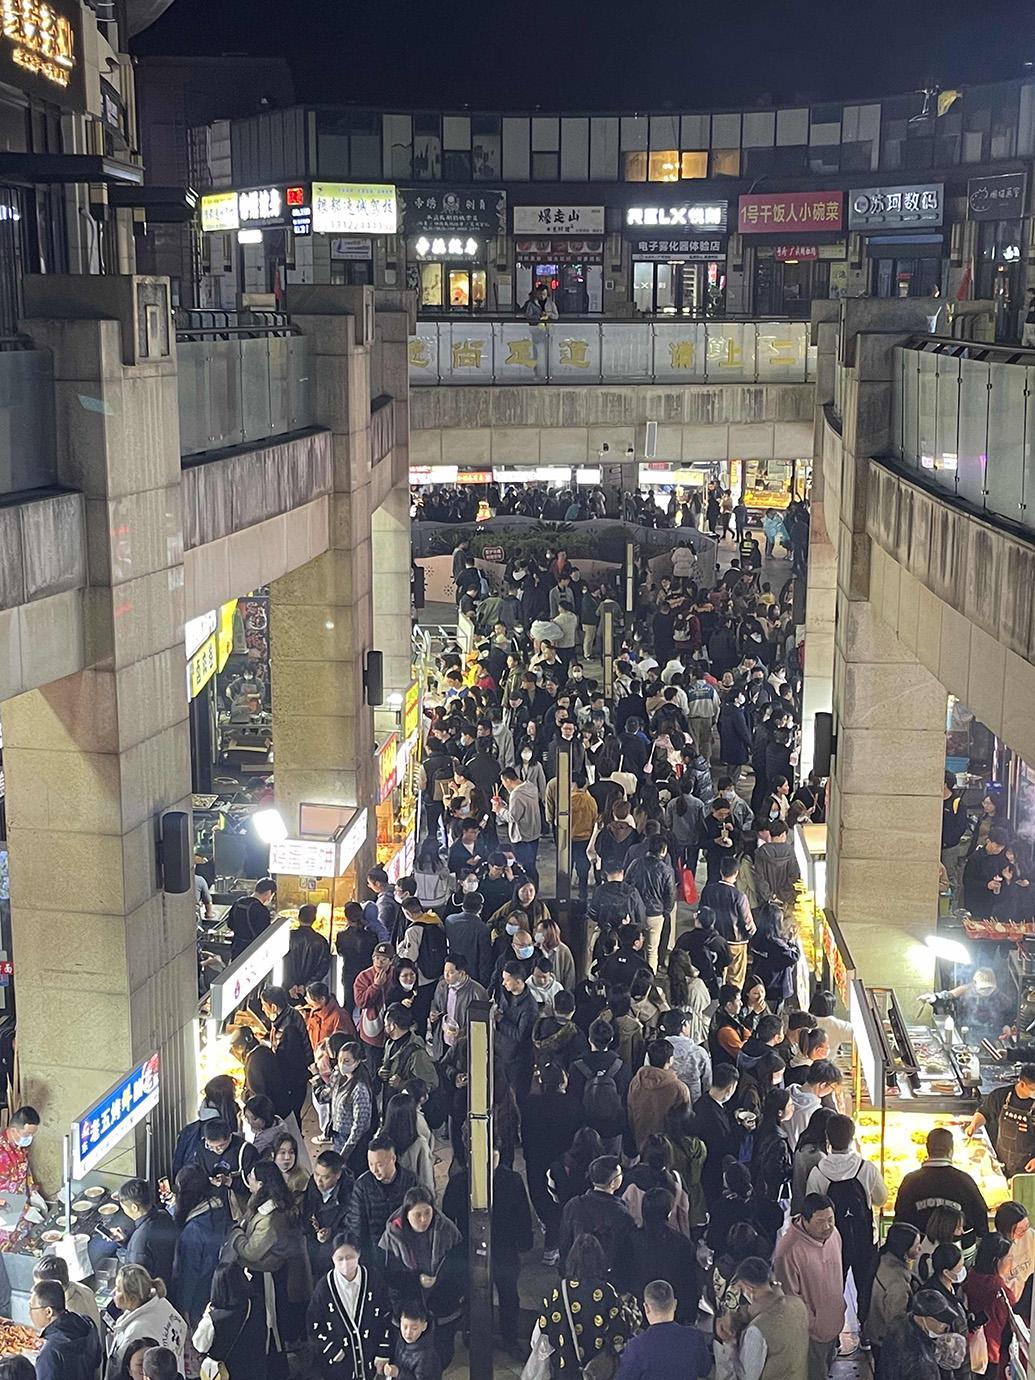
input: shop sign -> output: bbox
[513,205,604,235]
[184,608,218,660]
[331,236,373,259]
[630,235,727,261]
[774,244,819,261]
[848,183,942,229]
[312,183,398,235]
[269,838,338,877]
[515,237,603,264]
[387,832,416,885]
[481,546,505,563]
[967,173,1027,221]
[211,917,292,1022]
[217,600,237,673]
[626,203,727,232]
[337,807,369,873]
[456,469,493,484]
[403,682,421,743]
[377,733,400,803]
[200,192,240,233]
[72,1052,160,1179]
[738,191,843,233]
[188,633,219,700]
[401,187,506,235]
[413,234,480,258]
[0,0,84,112]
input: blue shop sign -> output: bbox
[72,1052,160,1178]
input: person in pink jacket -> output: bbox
[773,1193,846,1380]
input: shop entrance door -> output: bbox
[632,261,707,314]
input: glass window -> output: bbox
[624,151,647,181]
[532,151,559,179]
[471,270,487,309]
[472,117,501,179]
[448,270,471,309]
[444,151,472,181]
[655,263,676,313]
[680,151,708,178]
[420,263,443,309]
[413,117,441,180]
[633,262,654,313]
[710,149,740,177]
[648,151,680,181]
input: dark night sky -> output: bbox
[135,0,1034,110]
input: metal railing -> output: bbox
[177,333,313,457]
[890,337,1035,537]
[408,319,816,386]
[0,340,57,497]
[174,309,296,340]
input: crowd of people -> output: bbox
[15,515,1032,1380]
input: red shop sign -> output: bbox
[738,191,843,234]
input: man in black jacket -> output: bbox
[282,904,331,999]
[261,985,314,1121]
[30,1280,101,1380]
[301,1150,354,1276]
[192,1119,258,1212]
[120,1179,180,1284]
[625,835,678,971]
[346,1135,417,1270]
[691,1065,741,1199]
[589,864,647,939]
[230,1026,288,1116]
[227,878,275,961]
[558,1155,635,1291]
[495,963,537,1104]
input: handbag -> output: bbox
[360,1006,384,1041]
[677,861,698,905]
[520,1321,554,1380]
[968,1323,989,1374]
[561,1280,617,1380]
[192,1307,215,1354]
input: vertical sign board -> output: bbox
[72,1053,160,1179]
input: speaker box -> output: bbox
[161,810,192,894]
[813,712,835,777]
[364,650,384,706]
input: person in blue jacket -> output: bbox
[616,1278,711,1380]
[170,1166,232,1329]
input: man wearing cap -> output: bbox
[879,1288,964,1380]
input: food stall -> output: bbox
[2,1053,161,1324]
[849,979,1009,1217]
[195,917,292,1093]
[376,681,422,885]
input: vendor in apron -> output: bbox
[968,1064,1035,1178]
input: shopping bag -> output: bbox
[678,862,698,905]
[968,1324,988,1375]
[520,1321,553,1380]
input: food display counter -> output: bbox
[194,916,291,1093]
[854,1106,1010,1217]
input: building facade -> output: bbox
[181,81,1035,337]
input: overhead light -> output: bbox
[925,934,970,965]
[237,228,263,245]
[252,808,287,844]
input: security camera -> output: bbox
[599,442,610,454]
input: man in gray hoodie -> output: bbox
[754,818,802,908]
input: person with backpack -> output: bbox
[807,1113,888,1331]
[395,898,447,1035]
[568,1018,632,1155]
[558,1156,636,1293]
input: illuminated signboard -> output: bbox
[269,838,338,877]
[626,203,727,232]
[72,1053,160,1179]
[185,600,237,699]
[1,0,83,110]
[210,917,291,1022]
[200,192,239,233]
[513,205,604,235]
[200,187,309,232]
[403,683,420,743]
[738,191,844,234]
[377,733,399,803]
[337,808,369,872]
[312,183,397,235]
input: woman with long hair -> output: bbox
[917,1206,965,1283]
[748,901,800,1007]
[383,1092,435,1192]
[203,1262,268,1380]
[172,1075,240,1177]
[334,904,377,1013]
[790,1106,836,1215]
[546,1127,604,1216]
[379,1188,465,1369]
[620,1134,690,1236]
[270,1133,310,1201]
[170,1164,231,1328]
[532,919,576,992]
[866,1221,921,1375]
[107,1338,160,1380]
[487,879,552,948]
[964,1233,1014,1377]
[329,1041,377,1178]
[225,1161,312,1373]
[538,1234,627,1373]
[752,1087,794,1206]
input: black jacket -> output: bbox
[520,1090,584,1174]
[588,880,646,930]
[673,928,730,999]
[346,1165,418,1264]
[243,1043,288,1116]
[625,853,677,916]
[227,894,272,961]
[442,1164,534,1262]
[691,1092,741,1199]
[125,1206,181,1285]
[444,913,493,987]
[302,1173,354,1276]
[271,1005,313,1112]
[559,1190,635,1290]
[283,925,331,994]
[495,987,537,1076]
[630,1225,700,1324]
[36,1310,101,1380]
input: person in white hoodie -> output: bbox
[658,1009,712,1104]
[807,1113,888,1334]
[786,1060,844,1149]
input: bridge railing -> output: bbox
[408,319,816,386]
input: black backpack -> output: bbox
[415,922,447,981]
[573,1057,624,1132]
[825,1166,873,1256]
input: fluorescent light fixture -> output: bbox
[925,934,970,965]
[252,808,288,844]
[237,228,263,245]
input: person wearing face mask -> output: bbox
[718,689,752,790]
[0,1105,43,1320]
[306,1234,394,1380]
[395,899,447,1035]
[487,879,552,948]
[925,1243,972,1380]
[880,1288,966,1380]
[866,1222,921,1372]
[489,928,537,999]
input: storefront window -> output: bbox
[711,149,740,177]
[448,269,470,308]
[680,151,708,178]
[420,262,443,308]
[624,151,648,181]
[633,261,654,313]
[471,269,486,309]
[648,151,680,182]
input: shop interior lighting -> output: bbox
[925,934,971,965]
[252,808,288,844]
[237,228,263,245]
[386,691,404,710]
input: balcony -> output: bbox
[409,318,817,386]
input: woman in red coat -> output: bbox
[964,1232,1015,1377]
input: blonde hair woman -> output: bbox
[109,1265,187,1372]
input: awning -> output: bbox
[0,152,144,187]
[104,184,198,222]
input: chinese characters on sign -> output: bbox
[1,0,75,89]
[408,338,434,370]
[626,203,727,231]
[211,918,292,1022]
[967,173,1027,222]
[268,838,338,877]
[377,733,400,803]
[312,183,398,235]
[72,1053,160,1179]
[200,192,239,233]
[514,238,603,264]
[403,683,421,743]
[631,236,727,260]
[239,188,282,224]
[738,192,844,234]
[847,183,942,229]
[414,235,480,258]
[402,188,506,235]
[512,205,605,235]
[774,244,819,261]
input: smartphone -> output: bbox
[158,1177,171,1199]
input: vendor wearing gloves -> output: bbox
[920,967,1014,1041]
[967,1063,1035,1178]
[0,1106,44,1317]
